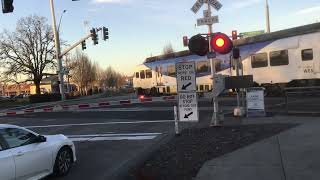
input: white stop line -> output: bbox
[67,133,162,142]
[25,120,174,129]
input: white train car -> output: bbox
[133,22,320,95]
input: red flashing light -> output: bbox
[232,30,238,40]
[183,36,188,47]
[210,32,233,55]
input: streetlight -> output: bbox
[49,0,79,101]
[58,9,67,33]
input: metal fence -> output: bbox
[284,86,320,114]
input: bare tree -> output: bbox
[69,50,96,95]
[162,43,175,56]
[0,15,56,95]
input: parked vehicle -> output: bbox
[0,124,77,180]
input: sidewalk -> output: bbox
[196,116,320,180]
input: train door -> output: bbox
[313,48,320,73]
[155,65,164,86]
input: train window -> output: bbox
[167,65,176,76]
[196,85,199,91]
[197,61,210,73]
[205,85,209,91]
[270,50,289,66]
[135,72,139,78]
[301,49,313,61]
[160,66,167,75]
[215,60,222,72]
[200,85,204,91]
[140,70,145,79]
[146,70,152,78]
[251,53,268,68]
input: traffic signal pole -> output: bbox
[60,31,98,58]
[206,2,220,126]
[50,0,65,101]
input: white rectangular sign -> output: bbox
[178,92,199,122]
[246,89,265,110]
[203,10,210,18]
[197,16,219,26]
[191,0,206,14]
[208,0,223,11]
[176,62,196,92]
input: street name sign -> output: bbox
[197,15,219,26]
[176,62,197,92]
[178,92,199,122]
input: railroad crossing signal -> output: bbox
[188,34,208,56]
[2,0,14,13]
[183,36,189,47]
[90,28,98,45]
[81,41,86,50]
[102,27,109,41]
[210,32,233,55]
[232,30,238,40]
[188,33,233,56]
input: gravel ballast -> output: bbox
[131,123,297,180]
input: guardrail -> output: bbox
[284,86,320,114]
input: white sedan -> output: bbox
[0,124,76,180]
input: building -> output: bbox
[30,76,60,95]
[0,83,31,96]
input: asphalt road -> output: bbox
[0,97,287,180]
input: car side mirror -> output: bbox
[35,135,47,143]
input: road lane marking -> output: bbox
[74,107,215,112]
[25,120,174,128]
[69,135,157,142]
[66,133,162,137]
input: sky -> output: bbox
[0,0,319,76]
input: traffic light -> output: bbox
[188,34,208,56]
[102,27,109,41]
[183,36,188,47]
[210,32,233,55]
[90,28,98,45]
[81,41,86,50]
[2,0,14,13]
[232,30,238,40]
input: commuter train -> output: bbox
[133,22,320,95]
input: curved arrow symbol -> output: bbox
[182,82,192,90]
[184,112,193,118]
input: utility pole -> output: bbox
[266,0,271,33]
[50,0,65,100]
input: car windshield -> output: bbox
[0,1,319,180]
